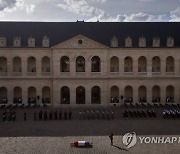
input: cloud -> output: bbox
[87,11,168,22]
[57,0,169,22]
[0,0,16,10]
[0,0,36,15]
[57,0,104,16]
[170,6,180,22]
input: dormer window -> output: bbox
[167,36,174,47]
[42,36,50,47]
[13,36,21,47]
[153,37,160,47]
[139,36,146,47]
[125,36,132,47]
[0,36,6,47]
[110,36,118,48]
[28,36,35,47]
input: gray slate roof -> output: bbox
[0,21,179,48]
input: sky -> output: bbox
[0,0,180,22]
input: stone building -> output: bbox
[0,21,180,107]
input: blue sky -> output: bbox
[0,0,179,22]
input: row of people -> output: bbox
[163,109,180,119]
[79,109,114,120]
[139,97,147,103]
[110,97,119,103]
[123,110,157,118]
[0,98,8,104]
[31,110,72,121]
[1,111,16,121]
[166,97,174,103]
[13,97,22,104]
[124,97,133,103]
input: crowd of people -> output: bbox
[110,97,119,103]
[31,110,72,121]
[1,111,16,121]
[123,110,157,119]
[166,97,174,103]
[79,109,114,120]
[163,109,180,119]
[124,97,133,103]
[0,97,8,104]
[152,97,161,103]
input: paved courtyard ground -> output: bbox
[0,107,180,153]
[0,135,179,154]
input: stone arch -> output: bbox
[152,56,160,72]
[124,86,133,103]
[13,56,22,72]
[138,86,147,103]
[0,87,8,104]
[91,86,101,104]
[166,56,174,72]
[28,86,36,104]
[42,56,50,72]
[76,56,85,72]
[61,86,70,104]
[27,56,36,72]
[13,87,22,103]
[0,57,7,72]
[42,86,51,103]
[76,86,85,104]
[110,86,119,103]
[124,56,133,72]
[166,86,174,102]
[152,85,160,102]
[138,56,147,72]
[110,56,119,72]
[91,56,101,72]
[60,56,70,72]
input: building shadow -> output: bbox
[112,145,128,151]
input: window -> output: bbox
[153,37,160,47]
[110,36,118,48]
[42,36,50,47]
[139,36,146,47]
[0,37,6,47]
[13,37,21,47]
[125,36,132,47]
[28,37,35,47]
[167,37,174,47]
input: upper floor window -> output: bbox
[13,36,21,47]
[0,36,6,47]
[60,56,70,72]
[167,36,174,47]
[28,36,35,47]
[110,36,118,48]
[42,36,50,47]
[153,37,160,47]
[125,36,132,47]
[139,36,146,47]
[76,56,85,72]
[91,56,101,72]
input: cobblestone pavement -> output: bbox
[0,107,180,153]
[0,135,179,154]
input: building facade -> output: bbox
[0,22,180,107]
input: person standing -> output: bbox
[109,132,113,145]
[34,112,37,121]
[59,110,62,120]
[24,112,27,121]
[64,110,67,120]
[68,110,72,120]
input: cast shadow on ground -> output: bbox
[112,144,128,151]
